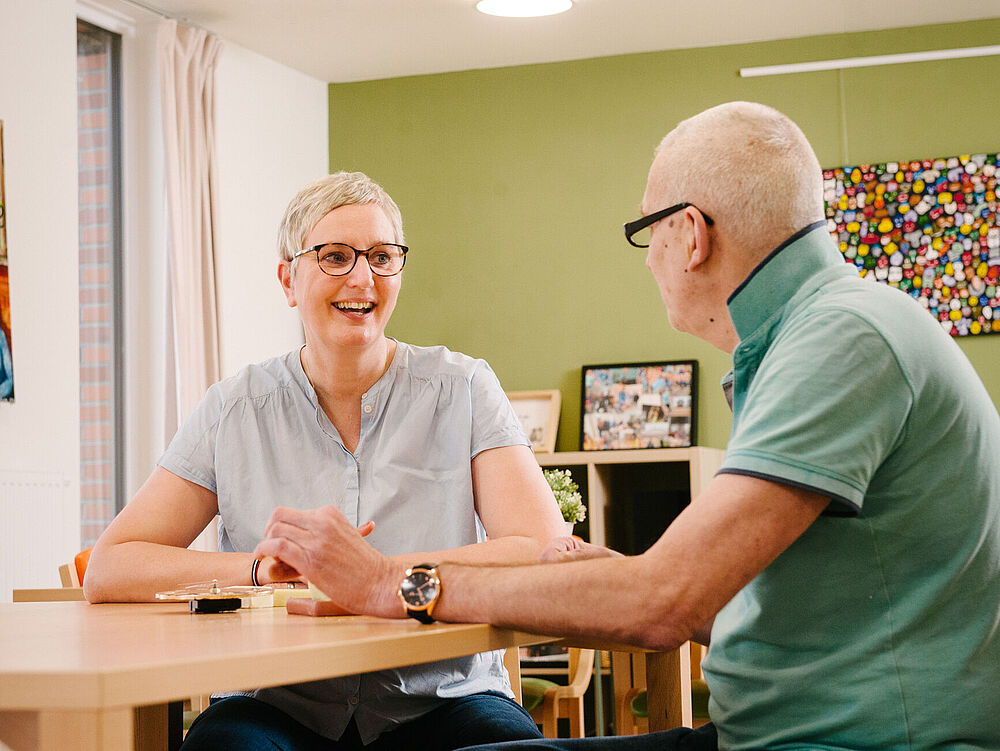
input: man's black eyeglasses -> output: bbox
[623,203,714,248]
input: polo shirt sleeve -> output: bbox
[469,359,531,459]
[720,309,912,515]
[157,383,225,494]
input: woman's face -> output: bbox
[279,203,402,353]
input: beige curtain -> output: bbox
[158,19,222,552]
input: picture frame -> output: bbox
[506,389,561,454]
[0,119,13,402]
[580,360,697,451]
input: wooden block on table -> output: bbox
[272,585,309,608]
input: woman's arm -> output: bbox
[384,444,566,568]
[83,467,260,602]
[266,444,569,614]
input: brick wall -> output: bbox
[77,25,117,548]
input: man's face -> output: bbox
[641,161,689,333]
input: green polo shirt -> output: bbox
[704,223,1000,750]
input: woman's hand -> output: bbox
[257,555,301,584]
[539,536,625,563]
[254,509,396,616]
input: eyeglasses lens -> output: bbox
[317,244,405,276]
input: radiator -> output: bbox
[0,471,75,602]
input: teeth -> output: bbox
[334,301,373,311]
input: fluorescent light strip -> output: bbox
[739,44,1000,77]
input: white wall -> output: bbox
[0,0,327,599]
[214,44,324,378]
[0,0,81,596]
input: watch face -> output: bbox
[400,570,439,608]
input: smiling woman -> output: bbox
[83,171,567,751]
[279,200,403,387]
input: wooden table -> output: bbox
[0,601,553,751]
[554,637,693,733]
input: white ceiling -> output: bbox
[143,0,997,83]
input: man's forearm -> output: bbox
[425,554,699,652]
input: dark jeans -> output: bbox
[181,693,543,751]
[457,723,718,751]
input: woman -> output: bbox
[84,172,566,750]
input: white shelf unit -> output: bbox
[535,447,725,549]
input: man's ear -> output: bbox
[278,260,297,308]
[685,207,712,272]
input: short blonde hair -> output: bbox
[653,102,824,246]
[277,171,404,263]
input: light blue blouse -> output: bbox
[159,340,530,742]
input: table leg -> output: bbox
[609,650,631,735]
[0,707,133,750]
[645,642,692,732]
[134,703,174,751]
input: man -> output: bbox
[256,102,1000,750]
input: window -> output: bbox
[77,20,124,546]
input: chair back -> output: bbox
[566,648,595,695]
[58,548,93,587]
[522,647,596,738]
[74,548,92,585]
[503,647,522,704]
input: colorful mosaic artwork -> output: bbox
[823,153,1000,336]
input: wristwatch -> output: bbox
[398,563,441,624]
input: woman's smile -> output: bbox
[332,299,376,316]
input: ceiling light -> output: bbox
[476,0,573,18]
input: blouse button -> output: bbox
[363,404,373,414]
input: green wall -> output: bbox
[330,19,1000,452]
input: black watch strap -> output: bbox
[407,607,436,624]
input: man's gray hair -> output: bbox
[653,102,824,245]
[277,171,404,264]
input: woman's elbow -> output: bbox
[81,547,116,602]
[82,577,106,603]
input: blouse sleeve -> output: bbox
[468,359,531,459]
[157,383,225,494]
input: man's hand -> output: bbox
[539,536,625,563]
[254,508,395,616]
[256,520,375,585]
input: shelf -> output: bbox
[534,447,725,550]
[534,447,721,466]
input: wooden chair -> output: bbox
[58,547,93,587]
[520,648,595,738]
[502,647,524,705]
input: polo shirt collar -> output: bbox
[727,221,850,341]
